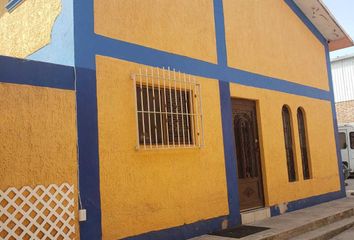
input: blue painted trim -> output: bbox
[74,0,95,69]
[324,44,346,194]
[219,81,241,227]
[270,190,344,217]
[270,44,347,218]
[74,0,102,239]
[0,55,75,90]
[72,0,341,239]
[270,205,281,217]
[213,0,228,66]
[284,0,327,46]
[75,67,102,240]
[93,35,331,102]
[214,0,240,228]
[123,216,227,240]
[5,0,23,12]
[70,1,332,103]
[224,67,331,101]
[93,34,217,76]
[284,0,345,194]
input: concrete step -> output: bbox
[260,208,354,240]
[329,226,354,240]
[289,216,354,240]
[190,198,354,240]
[241,208,271,224]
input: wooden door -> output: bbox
[232,99,264,211]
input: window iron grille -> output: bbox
[132,67,204,150]
[282,105,297,182]
[297,107,311,180]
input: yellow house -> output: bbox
[0,0,353,239]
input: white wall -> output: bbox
[331,55,354,103]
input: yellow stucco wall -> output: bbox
[224,0,329,91]
[0,82,78,237]
[96,55,228,239]
[0,0,61,58]
[0,0,7,17]
[94,0,217,63]
[230,83,340,205]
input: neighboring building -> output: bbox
[332,55,354,124]
[0,1,353,240]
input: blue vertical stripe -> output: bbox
[74,0,102,239]
[214,0,241,227]
[218,81,241,227]
[75,67,102,240]
[324,44,346,194]
[213,0,228,66]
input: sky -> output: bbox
[322,0,354,59]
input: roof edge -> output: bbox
[318,0,353,51]
[294,0,353,51]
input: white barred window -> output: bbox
[132,67,204,149]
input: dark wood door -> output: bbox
[232,99,264,211]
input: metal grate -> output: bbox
[282,105,296,182]
[297,107,310,180]
[0,183,75,240]
[132,67,204,150]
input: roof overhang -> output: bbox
[294,0,353,51]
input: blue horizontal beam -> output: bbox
[0,56,75,90]
[92,34,330,101]
[224,67,331,101]
[93,34,220,79]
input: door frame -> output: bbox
[231,98,266,211]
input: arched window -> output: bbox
[282,105,296,182]
[297,107,311,179]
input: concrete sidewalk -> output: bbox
[331,226,354,240]
[345,178,354,196]
[191,196,354,240]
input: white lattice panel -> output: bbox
[0,183,75,240]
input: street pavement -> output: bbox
[330,227,354,240]
[345,178,354,191]
[330,178,354,240]
[192,178,354,240]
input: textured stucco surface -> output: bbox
[96,55,228,239]
[0,0,61,58]
[224,0,329,90]
[0,82,77,189]
[0,82,79,238]
[94,0,217,63]
[230,83,340,206]
[28,0,74,66]
[336,100,354,124]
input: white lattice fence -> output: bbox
[0,183,75,240]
